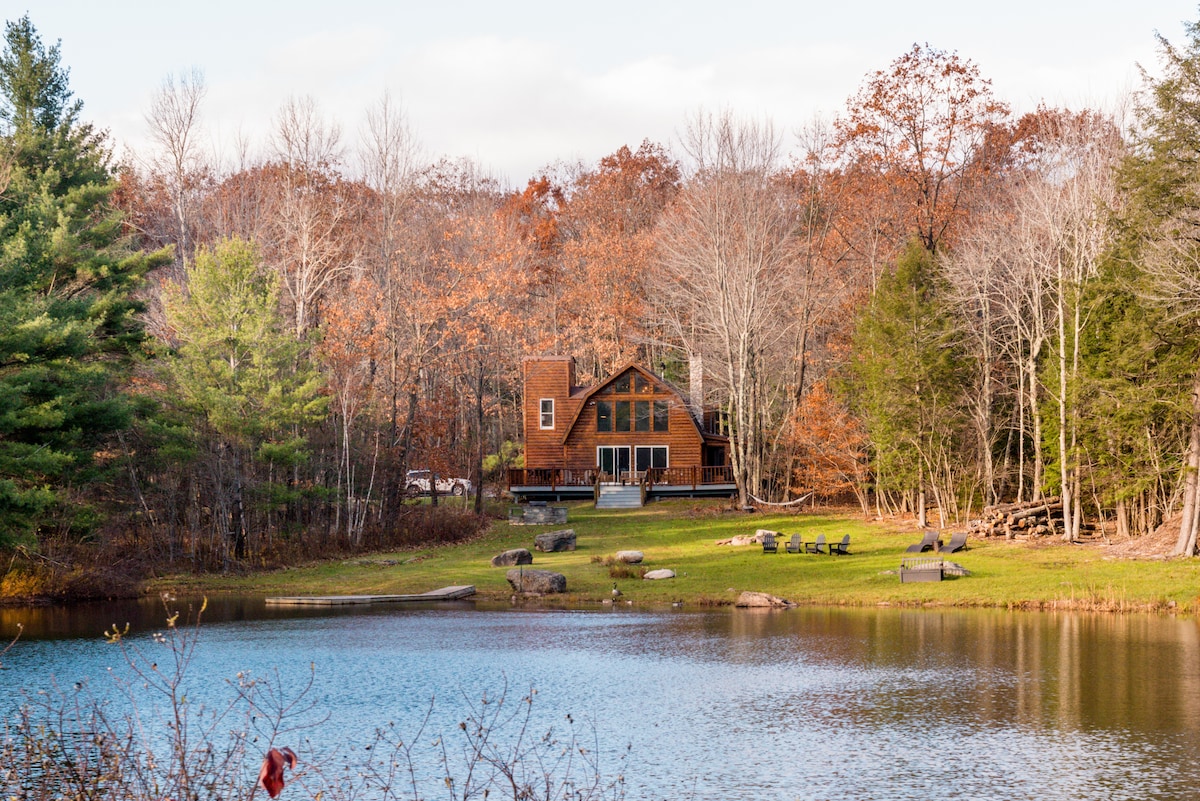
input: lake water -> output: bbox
[2,598,1199,800]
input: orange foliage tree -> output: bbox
[787,381,870,513]
[835,43,1011,255]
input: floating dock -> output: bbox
[266,585,476,606]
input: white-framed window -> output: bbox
[539,398,555,430]
[635,445,668,472]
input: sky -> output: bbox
[6,1,1199,186]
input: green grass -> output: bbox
[151,499,1200,613]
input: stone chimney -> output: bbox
[688,353,703,422]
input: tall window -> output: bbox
[634,401,651,432]
[614,401,631,431]
[539,398,554,430]
[596,401,612,432]
[653,401,669,431]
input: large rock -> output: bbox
[735,591,796,608]
[615,550,644,564]
[642,569,675,580]
[754,529,780,543]
[491,548,533,567]
[506,568,566,594]
[534,528,577,552]
[716,535,757,546]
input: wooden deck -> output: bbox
[266,585,475,606]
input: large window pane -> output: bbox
[652,447,668,469]
[653,401,669,431]
[596,401,612,432]
[634,401,650,431]
[614,372,631,394]
[614,401,631,431]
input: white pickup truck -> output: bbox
[404,469,472,497]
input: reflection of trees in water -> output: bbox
[724,607,1200,738]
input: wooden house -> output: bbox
[507,356,735,502]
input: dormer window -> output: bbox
[539,398,555,430]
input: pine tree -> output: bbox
[0,16,167,546]
[849,240,968,527]
[164,237,326,560]
[1118,16,1200,554]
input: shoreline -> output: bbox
[5,500,1198,615]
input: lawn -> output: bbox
[152,499,1200,613]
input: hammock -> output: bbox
[748,492,813,508]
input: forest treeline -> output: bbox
[6,13,1200,596]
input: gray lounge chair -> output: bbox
[941,532,968,554]
[829,534,851,555]
[805,533,827,554]
[905,530,941,553]
[785,534,802,553]
[762,533,778,553]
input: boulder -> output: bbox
[642,569,676,580]
[716,535,757,546]
[506,568,566,594]
[754,529,780,543]
[534,528,577,552]
[491,548,533,567]
[615,550,644,564]
[735,591,796,608]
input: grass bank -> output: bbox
[150,499,1200,613]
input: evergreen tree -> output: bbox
[1118,16,1200,553]
[849,240,969,526]
[164,237,326,560]
[0,16,167,547]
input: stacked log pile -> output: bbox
[970,497,1064,539]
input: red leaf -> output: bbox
[258,747,297,798]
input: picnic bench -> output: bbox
[899,556,944,583]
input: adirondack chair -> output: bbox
[785,534,803,554]
[805,533,827,554]
[829,534,851,555]
[905,530,941,553]
[761,532,778,553]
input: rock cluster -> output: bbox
[716,530,775,546]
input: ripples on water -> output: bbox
[3,602,1199,800]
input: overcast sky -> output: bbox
[8,1,1198,186]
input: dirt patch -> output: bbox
[1104,512,1183,559]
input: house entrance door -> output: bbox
[597,446,630,482]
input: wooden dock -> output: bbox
[266,585,475,606]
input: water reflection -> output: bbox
[3,602,1199,800]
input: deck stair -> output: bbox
[596,484,643,509]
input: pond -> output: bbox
[2,598,1199,800]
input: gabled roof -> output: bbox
[558,362,705,445]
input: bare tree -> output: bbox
[359,92,422,444]
[145,68,207,267]
[657,110,797,506]
[266,96,351,337]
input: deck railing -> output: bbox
[507,465,733,489]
